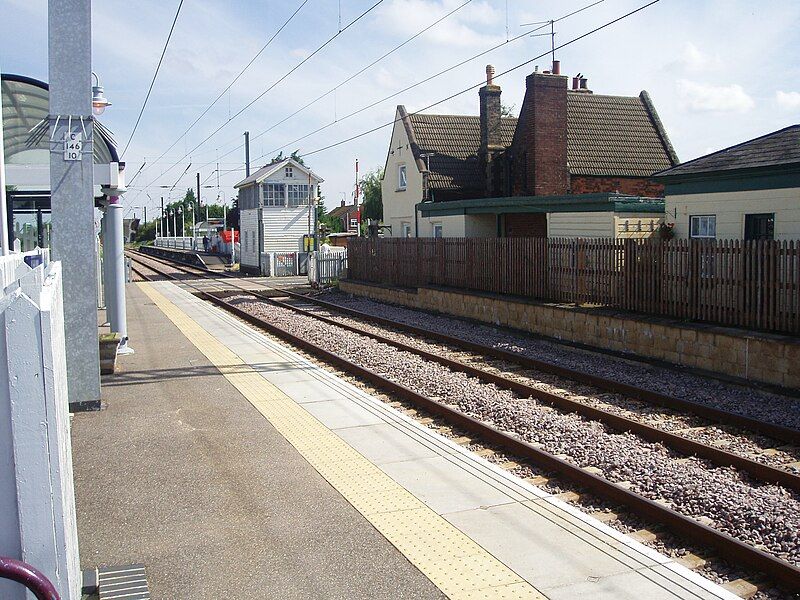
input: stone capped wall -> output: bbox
[339,280,800,390]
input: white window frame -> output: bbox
[262,182,285,207]
[432,223,443,238]
[285,166,293,178]
[401,223,411,238]
[287,184,310,206]
[349,218,359,230]
[690,215,716,239]
[398,164,407,191]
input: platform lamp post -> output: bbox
[178,205,184,238]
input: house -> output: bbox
[382,63,678,238]
[327,199,361,233]
[233,158,323,274]
[653,125,800,240]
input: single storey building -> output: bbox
[653,124,800,240]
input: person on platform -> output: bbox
[202,235,210,253]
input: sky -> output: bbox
[2,0,800,219]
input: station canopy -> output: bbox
[2,73,120,186]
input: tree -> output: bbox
[360,168,383,222]
[317,203,343,235]
[135,220,156,242]
[226,195,239,229]
[270,150,305,166]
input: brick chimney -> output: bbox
[479,65,503,196]
[511,70,569,196]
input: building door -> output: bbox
[744,213,774,241]
[503,213,546,237]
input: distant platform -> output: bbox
[72,280,739,599]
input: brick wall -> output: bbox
[340,280,800,390]
[570,175,665,197]
[511,73,569,196]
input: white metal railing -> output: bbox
[0,248,51,291]
[0,260,81,599]
[308,249,347,286]
[154,236,197,250]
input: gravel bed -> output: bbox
[318,291,800,431]
[296,302,799,471]
[230,295,800,566]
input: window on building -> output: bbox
[744,213,774,241]
[398,164,407,190]
[262,182,285,206]
[401,223,411,238]
[433,223,443,238]
[689,215,716,239]
[349,218,358,230]
[287,184,310,206]
[285,166,293,178]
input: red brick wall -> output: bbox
[570,176,665,197]
[511,73,569,197]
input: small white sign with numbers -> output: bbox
[63,131,83,161]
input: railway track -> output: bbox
[128,250,800,594]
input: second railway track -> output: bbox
[128,250,800,593]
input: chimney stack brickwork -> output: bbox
[479,65,504,196]
[512,72,570,196]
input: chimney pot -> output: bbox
[486,64,495,85]
[579,77,588,90]
[572,76,579,90]
[340,199,345,207]
[552,60,560,75]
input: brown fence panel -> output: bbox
[347,237,800,334]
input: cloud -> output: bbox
[376,0,501,47]
[776,90,800,111]
[676,42,723,73]
[676,79,754,113]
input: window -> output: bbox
[349,218,359,230]
[287,184,310,206]
[689,215,716,239]
[433,224,443,238]
[285,166,293,178]
[262,182,285,206]
[744,213,774,241]
[401,223,411,238]
[398,164,407,190]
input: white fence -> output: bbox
[0,260,80,600]
[308,249,347,286]
[0,248,51,290]
[154,236,197,250]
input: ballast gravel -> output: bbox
[229,295,800,566]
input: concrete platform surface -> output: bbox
[73,280,741,600]
[72,283,443,600]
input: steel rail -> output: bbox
[130,253,800,592]
[130,249,800,445]
[251,293,800,492]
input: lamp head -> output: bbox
[91,75,111,116]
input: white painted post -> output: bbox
[0,262,81,600]
[0,62,10,256]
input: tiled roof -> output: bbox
[407,113,517,191]
[654,124,800,178]
[400,90,676,191]
[566,92,677,177]
[328,204,359,219]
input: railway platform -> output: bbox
[71,279,741,600]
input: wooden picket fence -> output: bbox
[348,238,800,335]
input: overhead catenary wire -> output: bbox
[300,0,660,158]
[132,0,310,183]
[208,0,476,167]
[121,0,185,158]
[167,0,387,173]
[249,0,607,165]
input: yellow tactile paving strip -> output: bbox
[139,282,546,600]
